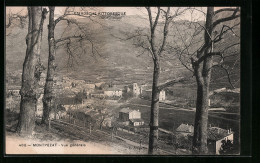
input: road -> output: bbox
[50,119,178,155]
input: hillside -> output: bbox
[5,11,240,90]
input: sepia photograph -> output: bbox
[5,6,241,155]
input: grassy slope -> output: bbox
[6,12,240,104]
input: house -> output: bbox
[141,89,166,101]
[102,117,113,128]
[125,83,141,97]
[104,87,123,97]
[129,119,144,126]
[90,89,106,99]
[207,127,234,155]
[176,123,194,136]
[83,84,95,91]
[7,86,21,97]
[90,93,105,99]
[118,107,144,126]
[50,110,66,120]
[132,83,141,97]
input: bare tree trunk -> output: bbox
[42,7,56,125]
[192,7,214,154]
[16,7,47,136]
[148,62,160,155]
[192,74,209,154]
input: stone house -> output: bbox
[118,107,144,126]
[104,87,123,97]
[175,123,194,137]
[141,89,166,101]
[207,127,234,155]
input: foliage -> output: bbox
[219,139,235,155]
[176,135,192,150]
[122,91,133,100]
[74,89,87,103]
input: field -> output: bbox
[117,98,240,147]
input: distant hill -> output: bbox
[5,10,240,91]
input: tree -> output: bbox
[146,7,189,155]
[42,7,100,126]
[16,7,48,136]
[134,7,187,154]
[219,139,235,155]
[114,7,187,154]
[6,8,28,29]
[41,6,56,125]
[171,7,240,154]
[74,90,87,104]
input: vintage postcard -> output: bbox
[5,6,240,155]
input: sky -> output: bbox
[6,6,238,23]
[5,7,207,21]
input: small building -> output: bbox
[132,83,141,97]
[104,87,123,97]
[125,83,141,97]
[118,107,144,126]
[159,90,166,101]
[50,110,66,120]
[90,93,105,99]
[176,123,194,136]
[129,119,144,126]
[207,127,234,155]
[141,89,166,101]
[7,86,21,97]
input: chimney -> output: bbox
[230,128,232,133]
[189,126,192,132]
[217,128,220,134]
[228,129,230,134]
[209,124,211,128]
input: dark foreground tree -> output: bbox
[192,7,240,154]
[170,7,240,154]
[114,7,187,154]
[41,6,56,125]
[219,139,235,155]
[16,7,48,136]
[42,7,99,126]
[143,7,187,154]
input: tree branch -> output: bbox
[55,35,84,44]
[213,23,240,43]
[213,8,240,28]
[157,77,185,91]
[195,52,222,65]
[153,7,161,31]
[220,42,240,53]
[212,65,236,89]
[157,7,170,56]
[214,7,240,15]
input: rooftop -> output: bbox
[130,119,144,123]
[208,127,233,141]
[6,86,21,90]
[176,123,194,133]
[119,107,133,113]
[104,87,122,91]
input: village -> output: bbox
[6,72,238,155]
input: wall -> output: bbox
[215,134,234,155]
[104,90,122,97]
[119,112,129,121]
[159,90,166,101]
[129,110,141,119]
